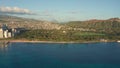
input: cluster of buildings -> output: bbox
[0,24,25,38]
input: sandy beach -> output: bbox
[8,40,77,43]
[0,40,113,44]
[0,39,116,44]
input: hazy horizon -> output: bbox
[0,0,120,22]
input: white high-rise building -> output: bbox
[0,24,12,38]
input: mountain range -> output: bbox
[0,15,63,30]
[0,15,120,35]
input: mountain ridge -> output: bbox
[0,15,63,30]
[0,15,120,35]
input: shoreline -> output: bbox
[0,39,117,44]
[10,40,75,43]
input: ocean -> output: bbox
[0,42,120,68]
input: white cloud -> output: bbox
[0,6,35,15]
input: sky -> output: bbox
[0,0,120,22]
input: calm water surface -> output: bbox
[0,42,120,68]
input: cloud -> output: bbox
[0,6,35,15]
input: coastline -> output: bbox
[0,39,117,44]
[10,40,75,43]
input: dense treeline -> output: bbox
[15,29,120,42]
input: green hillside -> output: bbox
[65,18,120,35]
